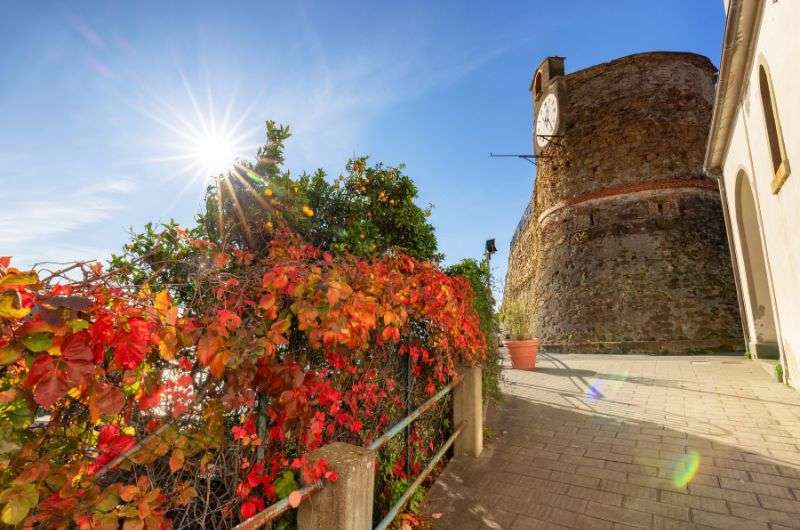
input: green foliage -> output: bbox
[445,258,500,402]
[499,302,532,341]
[202,120,439,260]
[110,220,209,307]
[775,363,784,383]
[299,158,439,261]
[273,471,299,498]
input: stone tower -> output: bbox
[504,52,742,354]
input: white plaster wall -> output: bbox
[721,0,800,386]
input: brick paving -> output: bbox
[422,352,800,529]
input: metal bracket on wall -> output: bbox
[489,152,551,165]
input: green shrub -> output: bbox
[499,302,532,341]
[445,258,500,402]
[200,121,439,261]
[775,363,784,383]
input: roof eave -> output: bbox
[704,0,765,174]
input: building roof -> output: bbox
[704,0,766,173]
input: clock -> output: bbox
[535,92,559,147]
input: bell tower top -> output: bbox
[531,56,565,101]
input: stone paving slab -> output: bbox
[422,352,800,529]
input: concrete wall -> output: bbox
[505,52,742,354]
[719,0,800,384]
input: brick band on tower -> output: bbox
[504,52,743,354]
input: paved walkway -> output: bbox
[422,352,800,529]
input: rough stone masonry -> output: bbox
[504,52,742,354]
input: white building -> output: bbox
[705,0,799,385]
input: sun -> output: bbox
[139,80,261,189]
[191,131,238,177]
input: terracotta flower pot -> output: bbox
[504,339,540,370]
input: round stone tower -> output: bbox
[504,52,742,354]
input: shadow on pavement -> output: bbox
[421,367,800,529]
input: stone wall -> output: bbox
[504,52,743,354]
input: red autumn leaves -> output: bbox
[26,332,94,407]
[23,314,157,407]
[89,425,136,475]
[0,225,486,528]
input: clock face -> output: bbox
[535,93,559,147]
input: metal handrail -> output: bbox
[367,374,462,451]
[232,374,463,529]
[369,374,464,529]
[231,481,323,530]
[373,422,464,530]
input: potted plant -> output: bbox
[501,303,539,370]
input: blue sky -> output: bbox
[1,1,724,295]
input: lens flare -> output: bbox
[585,372,628,401]
[672,450,701,488]
[586,384,603,400]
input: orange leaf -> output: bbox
[208,350,232,378]
[213,252,230,268]
[89,382,126,422]
[381,325,400,343]
[174,484,197,506]
[169,449,185,472]
[258,292,276,311]
[118,484,139,502]
[158,327,177,360]
[154,291,177,326]
[215,310,241,333]
[197,333,221,366]
[269,317,291,335]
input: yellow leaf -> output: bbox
[0,271,39,287]
[0,293,30,319]
[122,519,144,530]
[0,345,21,365]
[158,328,177,360]
[95,488,121,513]
[1,501,29,525]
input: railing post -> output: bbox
[453,365,483,458]
[297,442,374,530]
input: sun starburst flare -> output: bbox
[132,74,283,244]
[135,74,264,198]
